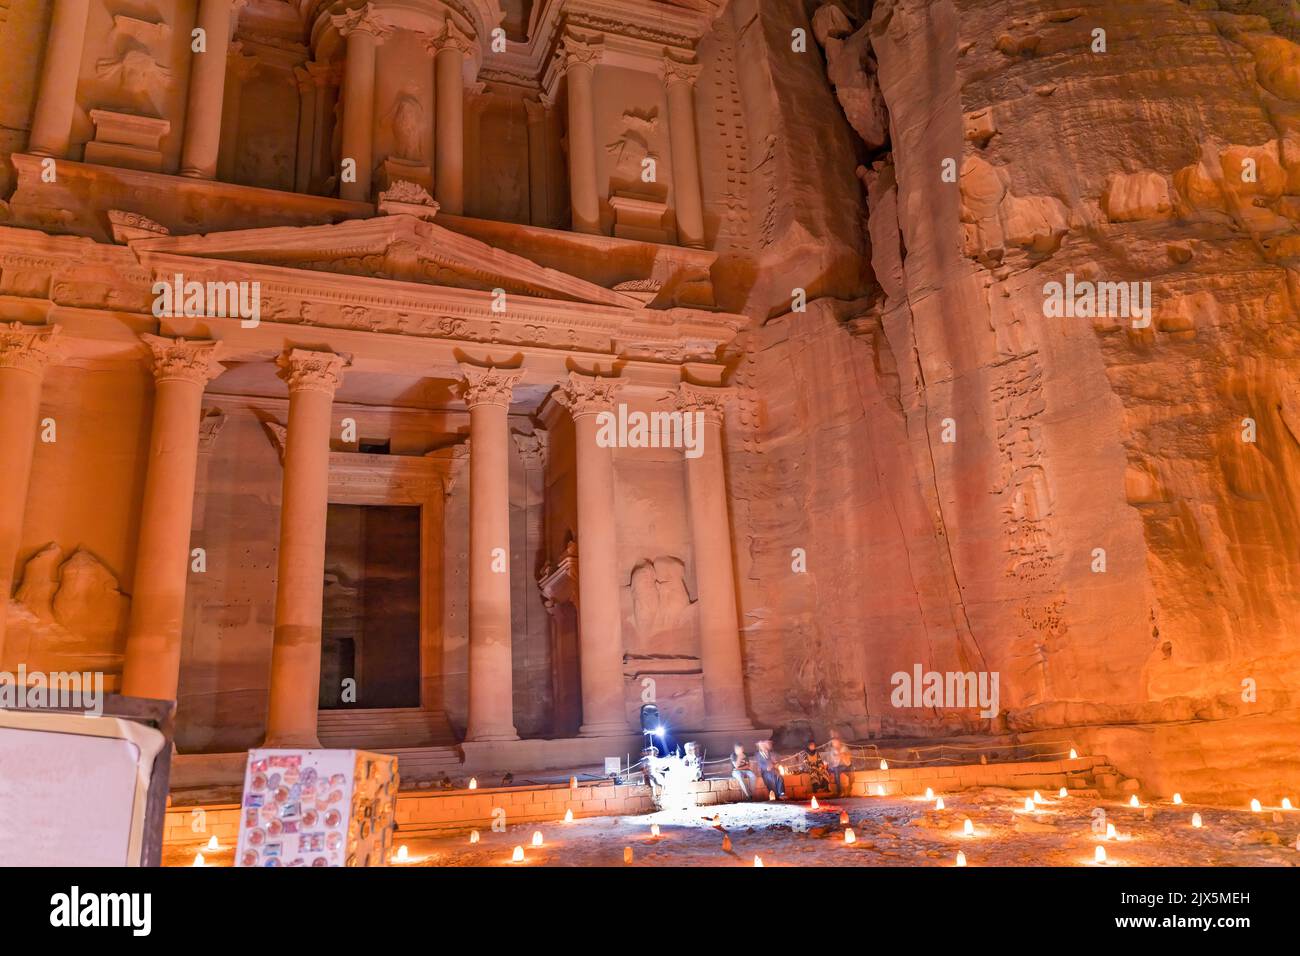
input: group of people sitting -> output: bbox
[730,733,856,800]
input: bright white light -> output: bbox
[935,797,945,811]
[1069,748,1078,759]
[469,777,478,790]
[654,726,665,737]
[1129,794,1140,807]
[532,831,544,847]
[1191,813,1203,829]
[925,787,934,799]
[880,759,889,770]
[1172,793,1183,805]
[396,844,409,862]
[1250,798,1262,812]
[1023,798,1035,812]
[1058,788,1068,798]
[650,823,660,837]
[753,855,763,867]
[511,845,524,862]
[1284,798,1294,811]
[1094,845,1107,864]
[564,809,574,823]
[955,851,966,867]
[192,852,205,867]
[1106,823,1116,840]
[206,835,219,851]
[963,818,974,836]
[810,797,819,810]
[844,828,856,844]
[469,830,480,844]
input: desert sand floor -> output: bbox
[170,787,1300,867]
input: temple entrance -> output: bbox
[319,504,421,710]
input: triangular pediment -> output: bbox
[129,214,644,309]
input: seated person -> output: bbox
[730,743,758,799]
[754,738,786,799]
[827,732,855,796]
[802,740,832,794]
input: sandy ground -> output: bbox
[170,787,1300,867]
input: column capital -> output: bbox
[457,363,523,409]
[674,382,732,426]
[141,334,224,386]
[426,18,476,56]
[331,3,393,42]
[0,322,61,377]
[558,371,623,418]
[557,33,602,73]
[662,55,702,87]
[276,348,348,394]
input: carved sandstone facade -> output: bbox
[2,0,1298,800]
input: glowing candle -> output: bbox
[469,830,480,844]
[532,831,544,847]
[811,796,819,810]
[1250,798,1262,812]
[1172,793,1183,805]
[778,765,786,776]
[564,809,574,823]
[1191,813,1203,828]
[963,818,974,836]
[768,791,776,801]
[1106,822,1116,840]
[1069,748,1078,759]
[395,844,409,862]
[1284,798,1294,811]
[875,785,885,796]
[839,810,849,825]
[753,855,763,867]
[469,777,478,790]
[206,835,219,851]
[511,845,524,862]
[1058,788,1068,798]
[935,797,945,811]
[1094,845,1107,864]
[1023,797,1035,812]
[844,828,856,844]
[1033,791,1044,804]
[955,851,966,867]
[722,835,732,852]
[624,846,634,864]
[650,823,660,838]
[192,852,205,867]
[925,787,934,800]
[1129,795,1140,808]
[880,760,889,770]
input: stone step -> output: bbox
[380,746,464,784]
[317,708,457,750]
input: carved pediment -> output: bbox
[130,215,644,309]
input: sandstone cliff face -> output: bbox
[727,0,1300,801]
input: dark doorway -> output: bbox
[320,504,421,709]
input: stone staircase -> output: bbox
[317,707,457,750]
[383,746,464,785]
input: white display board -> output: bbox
[0,710,166,866]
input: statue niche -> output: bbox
[626,556,697,651]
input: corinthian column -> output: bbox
[28,0,92,157]
[559,35,602,235]
[332,3,391,202]
[677,384,752,731]
[662,57,706,249]
[180,0,245,178]
[0,324,59,665]
[559,372,631,737]
[264,349,347,747]
[120,336,223,701]
[457,364,524,742]
[428,21,475,215]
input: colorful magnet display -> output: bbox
[234,749,399,868]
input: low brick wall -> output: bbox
[163,756,1106,848]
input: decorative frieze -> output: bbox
[675,381,731,426]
